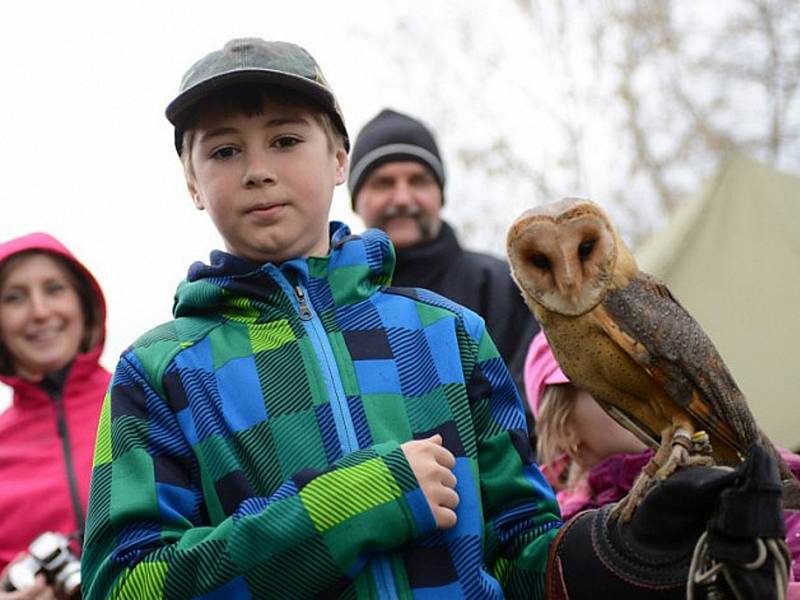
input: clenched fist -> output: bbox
[402,434,459,529]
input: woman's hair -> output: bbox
[535,382,589,491]
[0,250,102,376]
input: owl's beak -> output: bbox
[556,266,581,308]
[557,282,581,308]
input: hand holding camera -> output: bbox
[0,574,54,600]
[1,533,80,600]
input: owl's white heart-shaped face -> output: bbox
[507,198,617,317]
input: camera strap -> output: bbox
[43,364,85,544]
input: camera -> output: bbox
[2,532,81,598]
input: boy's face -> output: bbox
[186,102,348,264]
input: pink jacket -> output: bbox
[0,233,110,570]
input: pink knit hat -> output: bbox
[524,331,570,418]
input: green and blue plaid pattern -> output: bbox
[83,223,561,599]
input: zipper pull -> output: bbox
[294,285,313,321]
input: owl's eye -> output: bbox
[531,253,552,271]
[578,239,595,262]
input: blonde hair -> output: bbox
[535,382,589,491]
[179,84,345,179]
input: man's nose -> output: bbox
[391,182,414,205]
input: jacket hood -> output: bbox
[173,222,394,318]
[0,233,107,381]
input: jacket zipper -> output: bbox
[286,278,398,599]
[53,391,85,541]
[289,282,357,451]
[293,285,313,321]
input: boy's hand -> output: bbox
[402,434,459,529]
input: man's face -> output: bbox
[186,102,348,264]
[355,161,443,249]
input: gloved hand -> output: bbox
[545,443,790,599]
[689,443,790,600]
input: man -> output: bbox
[349,108,539,402]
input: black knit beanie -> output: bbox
[348,109,446,208]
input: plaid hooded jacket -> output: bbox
[82,223,561,599]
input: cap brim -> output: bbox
[166,68,349,151]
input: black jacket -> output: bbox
[392,221,540,401]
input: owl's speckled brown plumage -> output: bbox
[507,198,799,512]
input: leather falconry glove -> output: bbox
[545,443,790,599]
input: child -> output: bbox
[524,331,649,520]
[81,38,562,598]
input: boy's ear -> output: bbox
[334,148,349,186]
[186,177,205,210]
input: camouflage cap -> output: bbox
[166,38,349,154]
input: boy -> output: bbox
[82,38,788,599]
[82,38,562,598]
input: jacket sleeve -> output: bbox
[82,352,436,599]
[464,317,562,599]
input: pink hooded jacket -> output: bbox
[0,233,110,570]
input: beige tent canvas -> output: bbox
[636,154,800,449]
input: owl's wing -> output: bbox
[597,273,758,454]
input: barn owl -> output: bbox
[506,197,800,520]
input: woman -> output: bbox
[0,233,110,599]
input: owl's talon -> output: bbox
[611,426,710,522]
[610,498,628,521]
[610,462,660,522]
[611,492,642,522]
